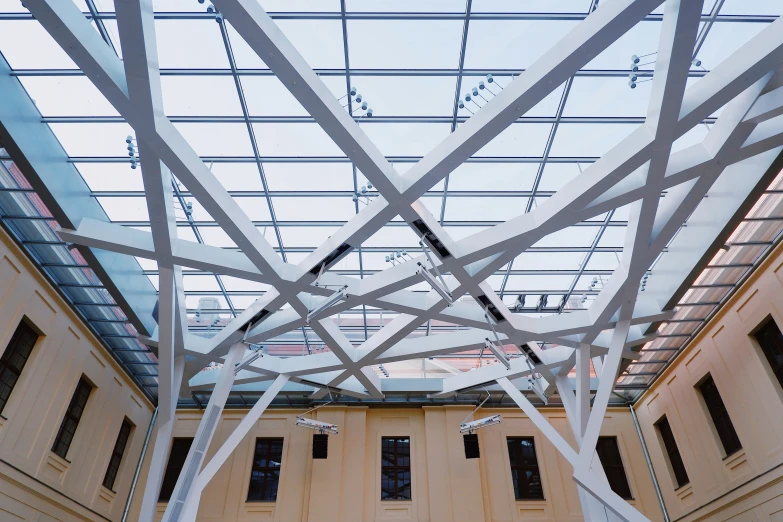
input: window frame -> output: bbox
[246,437,285,502]
[51,376,93,460]
[506,436,545,501]
[381,436,412,501]
[596,436,633,500]
[655,416,689,489]
[102,418,134,492]
[697,374,742,458]
[0,319,39,415]
[752,316,783,392]
[158,437,194,502]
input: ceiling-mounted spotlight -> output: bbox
[459,414,501,435]
[295,417,338,435]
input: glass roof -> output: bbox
[0,0,781,402]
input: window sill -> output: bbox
[674,482,693,502]
[723,447,744,461]
[244,500,277,503]
[44,452,70,482]
[674,482,690,492]
[98,486,116,504]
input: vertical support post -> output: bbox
[161,342,246,522]
[138,355,184,521]
[576,343,591,439]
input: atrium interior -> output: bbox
[0,1,783,521]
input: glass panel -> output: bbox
[348,20,464,69]
[174,123,254,157]
[472,0,592,12]
[0,21,77,69]
[19,76,118,116]
[347,0,464,11]
[155,20,229,69]
[565,77,651,117]
[161,76,243,116]
[253,123,342,157]
[361,123,452,157]
[550,123,641,157]
[465,20,580,69]
[474,124,552,157]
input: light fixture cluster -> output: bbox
[629,52,704,89]
[125,135,138,169]
[385,249,411,265]
[352,182,375,205]
[339,87,374,119]
[458,74,504,115]
[197,0,223,21]
[640,271,650,292]
[628,52,656,89]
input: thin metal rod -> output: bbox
[122,407,158,522]
[630,405,670,522]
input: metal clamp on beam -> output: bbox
[306,286,348,324]
[482,310,511,369]
[417,262,453,305]
[484,338,511,370]
[233,345,263,376]
[519,343,548,405]
[528,375,549,405]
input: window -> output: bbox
[159,438,193,502]
[754,318,783,389]
[381,437,411,500]
[0,320,38,415]
[506,437,544,500]
[698,375,742,457]
[655,416,689,489]
[51,377,92,459]
[102,418,133,491]
[247,438,284,502]
[596,437,632,499]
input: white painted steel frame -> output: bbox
[20,0,783,519]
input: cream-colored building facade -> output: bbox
[634,235,783,522]
[1,221,783,522]
[0,214,155,520]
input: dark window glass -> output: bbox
[506,437,544,500]
[755,319,783,388]
[656,417,689,488]
[596,437,632,499]
[0,321,38,415]
[247,438,284,502]
[699,376,742,457]
[381,437,412,500]
[51,377,92,459]
[102,418,133,491]
[159,438,193,502]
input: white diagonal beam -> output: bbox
[193,374,289,498]
[161,343,245,522]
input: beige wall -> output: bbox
[4,216,783,522]
[127,404,664,522]
[0,227,155,521]
[634,241,783,522]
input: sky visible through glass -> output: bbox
[0,0,781,400]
